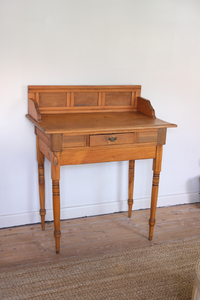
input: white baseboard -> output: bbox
[0,192,199,228]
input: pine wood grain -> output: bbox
[26,85,177,254]
[28,85,142,115]
[59,144,157,165]
[90,133,135,147]
[128,160,135,218]
[26,112,176,135]
[137,97,156,118]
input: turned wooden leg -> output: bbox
[128,160,135,218]
[149,145,163,240]
[51,153,61,254]
[52,180,61,254]
[37,137,46,230]
[38,163,46,230]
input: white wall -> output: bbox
[0,0,200,228]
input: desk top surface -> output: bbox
[26,111,177,135]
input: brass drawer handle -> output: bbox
[108,136,117,142]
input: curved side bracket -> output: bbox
[137,97,156,118]
[28,98,41,122]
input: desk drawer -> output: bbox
[90,133,135,147]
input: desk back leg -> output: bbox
[51,153,61,254]
[128,160,135,218]
[36,137,46,230]
[149,145,163,240]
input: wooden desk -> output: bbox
[26,85,177,253]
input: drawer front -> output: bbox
[90,133,135,147]
[62,135,86,148]
[138,131,158,143]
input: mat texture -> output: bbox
[1,238,200,300]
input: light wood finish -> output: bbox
[26,85,177,253]
[26,112,175,135]
[36,137,46,230]
[63,135,86,148]
[158,128,167,145]
[105,92,132,106]
[35,127,50,146]
[50,134,62,152]
[138,131,158,143]
[128,160,135,218]
[52,180,61,254]
[59,144,157,165]
[90,133,135,147]
[28,98,41,122]
[51,153,61,254]
[38,138,51,161]
[74,92,98,106]
[149,145,163,240]
[28,85,142,115]
[40,93,67,107]
[137,96,156,118]
[1,204,200,273]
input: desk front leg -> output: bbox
[51,153,61,254]
[36,137,46,230]
[128,160,135,218]
[149,145,163,240]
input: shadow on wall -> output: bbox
[185,176,200,203]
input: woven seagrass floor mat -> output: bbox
[1,238,200,300]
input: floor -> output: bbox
[1,203,200,273]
